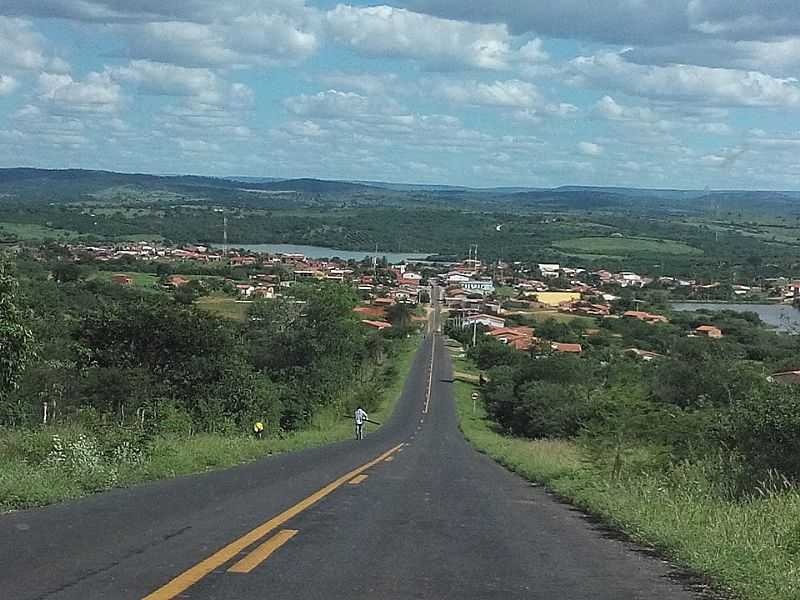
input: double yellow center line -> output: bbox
[143,443,404,600]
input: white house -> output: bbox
[462,313,505,329]
[462,280,495,295]
[446,272,472,284]
[538,264,560,279]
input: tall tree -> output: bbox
[0,259,36,404]
[386,303,413,331]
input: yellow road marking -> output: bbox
[227,529,298,574]
[142,443,404,599]
[384,456,394,462]
[348,474,368,485]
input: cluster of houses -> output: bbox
[60,243,754,350]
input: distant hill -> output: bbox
[1,168,799,213]
[0,168,382,205]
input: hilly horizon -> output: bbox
[2,167,799,199]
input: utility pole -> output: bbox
[223,214,228,257]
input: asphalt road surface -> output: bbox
[1,300,699,600]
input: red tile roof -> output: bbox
[551,342,582,353]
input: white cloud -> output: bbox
[284,89,402,118]
[687,0,800,38]
[434,79,541,108]
[177,138,221,153]
[110,60,216,96]
[401,1,800,45]
[325,5,516,70]
[623,37,800,79]
[0,17,47,71]
[572,52,800,107]
[397,1,692,45]
[37,71,122,114]
[0,75,18,95]
[2,3,319,70]
[578,141,603,156]
[318,72,401,95]
[518,39,548,63]
[127,13,318,68]
[1,1,312,25]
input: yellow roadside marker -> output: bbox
[228,530,298,574]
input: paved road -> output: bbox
[1,297,698,600]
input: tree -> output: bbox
[0,260,36,407]
[386,303,413,331]
[51,262,82,283]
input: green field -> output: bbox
[0,222,81,240]
[89,271,159,287]
[507,310,595,326]
[196,294,251,321]
[552,236,703,256]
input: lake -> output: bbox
[671,302,800,331]
[221,243,431,263]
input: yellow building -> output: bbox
[534,291,581,306]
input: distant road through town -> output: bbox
[0,292,698,599]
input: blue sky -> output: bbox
[0,1,799,189]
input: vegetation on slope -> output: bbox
[0,253,422,510]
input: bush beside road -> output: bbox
[454,364,800,600]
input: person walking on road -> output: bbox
[354,406,368,440]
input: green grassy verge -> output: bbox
[454,363,800,600]
[0,335,422,512]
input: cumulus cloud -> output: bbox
[37,71,122,114]
[3,2,319,69]
[571,52,800,107]
[396,1,692,45]
[177,138,221,153]
[432,79,577,122]
[434,79,541,108]
[687,0,800,38]
[318,72,401,95]
[1,0,312,25]
[284,89,402,118]
[624,38,800,78]
[0,17,48,71]
[126,13,318,68]
[325,5,517,70]
[0,75,18,95]
[578,141,603,156]
[399,1,800,44]
[593,95,733,137]
[109,60,216,96]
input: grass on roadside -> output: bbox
[454,360,800,600]
[0,335,422,512]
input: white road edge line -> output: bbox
[423,334,435,414]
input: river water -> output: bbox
[671,302,800,331]
[219,243,431,263]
